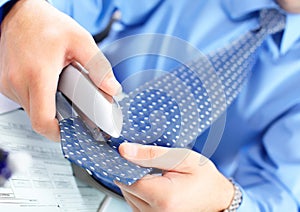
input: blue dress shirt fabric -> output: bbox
[0,0,13,24]
[1,0,300,211]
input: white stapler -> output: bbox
[57,63,123,138]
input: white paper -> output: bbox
[0,93,20,114]
[0,110,130,212]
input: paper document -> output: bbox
[0,93,20,114]
[0,110,106,211]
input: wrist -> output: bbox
[216,177,235,212]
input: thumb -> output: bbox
[119,143,206,173]
[71,33,122,96]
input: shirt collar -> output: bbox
[222,0,300,55]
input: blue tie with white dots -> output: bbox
[58,9,285,195]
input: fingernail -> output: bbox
[121,143,139,157]
[107,77,122,96]
[114,180,122,187]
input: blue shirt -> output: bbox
[1,0,300,211]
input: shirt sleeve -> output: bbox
[0,0,17,25]
[234,103,300,211]
[48,0,116,35]
[1,0,163,35]
[48,0,162,35]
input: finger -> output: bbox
[115,182,149,208]
[71,33,122,96]
[116,175,173,206]
[85,52,122,96]
[0,69,24,108]
[115,180,150,204]
[0,89,22,109]
[28,70,60,141]
[119,143,208,172]
[121,189,146,212]
[11,87,30,114]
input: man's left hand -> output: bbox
[116,143,234,212]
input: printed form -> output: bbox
[0,110,130,212]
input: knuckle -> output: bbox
[31,118,48,135]
[72,26,93,43]
[178,150,200,170]
[80,29,94,42]
[148,146,158,159]
[42,23,63,41]
[26,69,40,84]
[7,69,25,92]
[7,69,17,85]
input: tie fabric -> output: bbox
[59,9,286,195]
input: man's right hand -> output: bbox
[0,0,121,141]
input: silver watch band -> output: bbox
[223,179,243,212]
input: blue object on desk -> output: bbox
[0,146,32,186]
[0,148,12,185]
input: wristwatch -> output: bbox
[223,179,243,212]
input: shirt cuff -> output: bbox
[237,186,260,212]
[0,0,18,25]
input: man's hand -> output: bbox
[117,143,234,212]
[0,0,121,141]
[277,0,300,13]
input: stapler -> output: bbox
[56,63,125,199]
[57,63,123,138]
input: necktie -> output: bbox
[58,9,286,195]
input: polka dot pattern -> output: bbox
[59,9,285,194]
[111,10,286,149]
[60,117,152,187]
